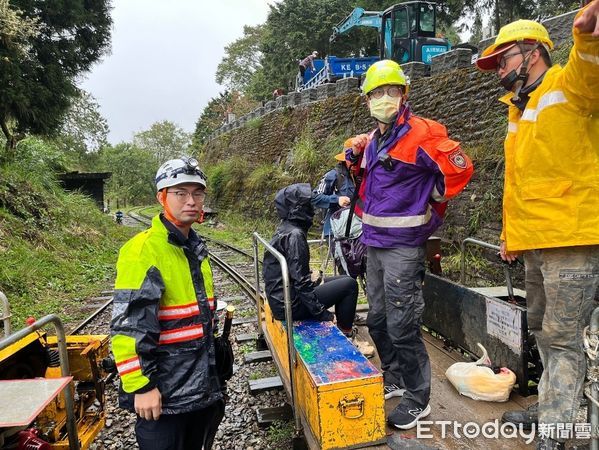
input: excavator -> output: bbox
[330,1,450,64]
[299,2,450,89]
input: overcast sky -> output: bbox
[79,0,273,144]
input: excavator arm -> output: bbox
[330,7,383,42]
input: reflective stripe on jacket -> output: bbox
[110,214,222,414]
[501,13,599,252]
[347,106,473,248]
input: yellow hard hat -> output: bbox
[476,19,554,71]
[361,60,408,95]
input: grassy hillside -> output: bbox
[0,138,135,329]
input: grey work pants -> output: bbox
[366,245,431,407]
[524,245,599,440]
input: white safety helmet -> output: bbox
[155,157,207,191]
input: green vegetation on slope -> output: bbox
[0,138,135,329]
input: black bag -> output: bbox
[214,336,234,384]
[337,238,367,279]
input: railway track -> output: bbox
[77,209,536,450]
[7,207,570,449]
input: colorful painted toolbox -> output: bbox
[262,302,386,450]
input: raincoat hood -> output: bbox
[274,183,314,228]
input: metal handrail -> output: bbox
[304,66,328,90]
[0,314,80,450]
[253,236,266,340]
[252,232,302,439]
[460,238,501,285]
[0,291,11,337]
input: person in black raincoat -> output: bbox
[111,157,224,450]
[262,183,358,335]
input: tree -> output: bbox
[192,91,258,148]
[438,23,461,46]
[52,89,109,167]
[469,11,484,45]
[215,0,496,99]
[451,0,576,36]
[98,143,156,207]
[534,1,579,20]
[437,0,475,31]
[244,68,272,103]
[0,0,39,57]
[216,25,265,92]
[0,0,112,154]
[193,92,231,147]
[258,0,384,100]
[214,0,384,101]
[133,120,191,164]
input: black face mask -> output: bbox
[500,69,528,92]
[510,73,546,111]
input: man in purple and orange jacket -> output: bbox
[346,60,474,430]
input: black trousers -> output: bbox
[314,275,358,333]
[366,246,431,407]
[135,400,225,450]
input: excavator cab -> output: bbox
[381,1,449,64]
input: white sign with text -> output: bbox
[485,298,522,353]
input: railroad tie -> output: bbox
[248,376,284,394]
[244,350,272,364]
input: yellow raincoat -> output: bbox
[501,10,599,252]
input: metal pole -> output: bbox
[252,234,264,339]
[589,307,599,450]
[460,237,500,285]
[0,291,11,337]
[0,314,80,450]
[253,232,303,438]
[503,265,515,301]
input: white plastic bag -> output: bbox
[445,343,516,402]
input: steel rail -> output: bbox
[69,209,146,335]
[208,251,259,301]
[69,297,114,335]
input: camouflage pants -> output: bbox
[524,245,599,440]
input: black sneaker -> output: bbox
[384,383,405,400]
[354,313,367,326]
[501,402,538,430]
[536,437,565,450]
[388,400,431,430]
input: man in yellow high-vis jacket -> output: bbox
[110,157,224,450]
[476,3,599,449]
